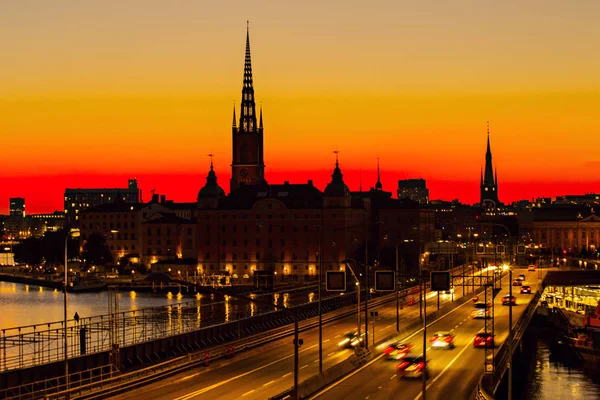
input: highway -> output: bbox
[309,268,549,400]
[112,267,484,400]
[111,265,489,400]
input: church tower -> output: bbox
[230,22,266,192]
[480,123,499,207]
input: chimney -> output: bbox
[308,180,313,186]
[160,195,166,204]
[151,194,159,203]
[284,181,290,186]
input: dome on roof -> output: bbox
[197,164,225,201]
[324,161,350,197]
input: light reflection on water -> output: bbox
[0,281,318,330]
[522,339,600,400]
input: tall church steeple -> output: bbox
[480,122,499,206]
[230,21,266,192]
[375,158,382,190]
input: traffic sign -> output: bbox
[430,271,451,291]
[375,270,395,291]
[326,271,346,291]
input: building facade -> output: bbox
[521,206,600,254]
[397,179,429,204]
[9,198,25,217]
[64,179,141,226]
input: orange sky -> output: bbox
[1,1,600,213]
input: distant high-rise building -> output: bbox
[480,123,499,207]
[64,179,141,226]
[9,198,25,218]
[230,24,267,192]
[397,179,429,204]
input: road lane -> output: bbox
[113,266,487,400]
[311,268,550,400]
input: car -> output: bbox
[474,332,495,348]
[440,287,455,297]
[472,295,479,302]
[430,331,455,349]
[518,274,526,281]
[397,355,429,379]
[471,302,492,319]
[512,279,523,286]
[520,285,532,294]
[502,294,516,306]
[528,265,537,271]
[383,341,414,360]
[338,332,365,348]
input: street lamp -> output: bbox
[64,227,80,395]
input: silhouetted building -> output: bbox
[64,179,141,226]
[397,179,429,204]
[27,211,65,236]
[196,158,367,278]
[480,125,499,208]
[230,25,266,192]
[554,194,600,206]
[9,198,25,218]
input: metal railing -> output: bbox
[0,364,114,400]
[48,291,403,400]
[483,287,543,395]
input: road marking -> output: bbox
[412,338,475,400]
[390,375,396,380]
[263,380,275,387]
[174,344,318,400]
[282,372,292,378]
[242,390,255,397]
[308,292,479,399]
[334,335,341,338]
[387,324,394,328]
[300,364,308,370]
[314,359,319,363]
[327,352,336,357]
[176,372,200,383]
[324,339,331,343]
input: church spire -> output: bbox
[238,20,257,133]
[375,157,382,190]
[259,102,263,129]
[232,102,237,129]
[359,168,363,192]
[483,121,494,185]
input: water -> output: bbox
[0,281,318,330]
[520,338,600,399]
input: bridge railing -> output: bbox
[0,264,469,376]
[482,286,543,395]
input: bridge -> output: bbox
[0,264,573,400]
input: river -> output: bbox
[0,280,317,330]
[518,336,600,399]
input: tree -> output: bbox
[14,237,42,265]
[82,232,113,266]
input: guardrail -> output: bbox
[0,364,114,400]
[51,291,403,400]
[2,264,471,400]
[474,284,544,398]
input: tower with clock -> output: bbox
[230,22,267,192]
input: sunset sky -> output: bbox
[1,1,600,214]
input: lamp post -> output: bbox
[64,228,80,395]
